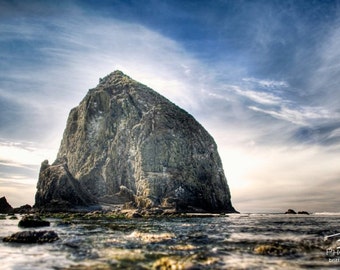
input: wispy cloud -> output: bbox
[249,104,338,126]
[231,85,282,105]
[242,77,289,88]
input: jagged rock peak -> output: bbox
[35,71,237,213]
[97,70,147,92]
[96,71,165,99]
[98,70,126,86]
[0,196,13,213]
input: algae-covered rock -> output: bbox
[35,71,236,213]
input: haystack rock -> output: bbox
[35,71,237,213]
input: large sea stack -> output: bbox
[35,71,236,213]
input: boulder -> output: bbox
[3,230,59,243]
[14,204,32,214]
[18,215,50,228]
[35,71,237,213]
[0,196,13,213]
[285,209,297,214]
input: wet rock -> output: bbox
[285,209,297,214]
[297,211,310,215]
[153,256,193,270]
[144,207,164,216]
[254,244,297,257]
[129,231,175,243]
[0,196,13,213]
[3,230,59,243]
[63,238,84,249]
[64,264,111,270]
[13,204,32,214]
[35,71,237,213]
[124,210,143,219]
[254,244,284,256]
[18,215,50,228]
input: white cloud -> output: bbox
[249,105,338,126]
[231,85,282,105]
[327,128,340,140]
[242,77,289,88]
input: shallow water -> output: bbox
[1,213,340,269]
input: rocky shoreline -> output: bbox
[1,194,235,217]
[2,194,231,245]
[1,206,228,245]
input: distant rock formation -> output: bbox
[14,204,32,214]
[0,196,13,213]
[297,211,309,215]
[284,209,310,215]
[35,71,237,213]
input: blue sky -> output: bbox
[1,0,340,212]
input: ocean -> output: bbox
[1,213,340,269]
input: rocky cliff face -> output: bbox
[35,160,97,211]
[35,71,236,213]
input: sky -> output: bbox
[0,0,340,213]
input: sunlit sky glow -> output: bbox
[1,0,340,212]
